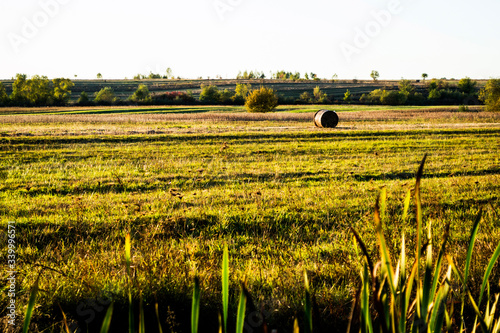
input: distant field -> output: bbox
[0,106,499,332]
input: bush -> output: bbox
[245,86,278,113]
[380,90,407,105]
[199,84,220,104]
[458,77,477,95]
[300,91,312,103]
[151,91,195,104]
[94,87,117,105]
[479,79,500,111]
[129,84,151,103]
[77,91,91,106]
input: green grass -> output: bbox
[0,108,499,332]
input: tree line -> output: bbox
[1,74,499,111]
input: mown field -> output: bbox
[0,105,499,332]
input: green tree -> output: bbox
[300,91,312,103]
[304,73,309,80]
[245,86,278,113]
[0,83,9,106]
[25,75,52,105]
[219,89,234,103]
[313,86,329,103]
[77,91,90,105]
[370,70,379,81]
[11,74,29,105]
[94,87,116,105]
[343,89,352,103]
[129,84,151,103]
[97,73,103,79]
[166,67,173,79]
[52,78,75,105]
[458,77,477,95]
[398,79,415,95]
[232,83,251,103]
[381,90,407,105]
[422,73,428,81]
[199,84,220,103]
[479,78,500,111]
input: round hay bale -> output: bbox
[314,110,339,128]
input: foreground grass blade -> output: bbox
[448,256,489,333]
[479,240,500,306]
[22,279,39,333]
[222,244,229,333]
[304,271,313,333]
[155,302,164,333]
[100,303,114,333]
[125,233,134,333]
[192,276,201,333]
[236,283,247,333]
[139,296,145,333]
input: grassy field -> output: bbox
[0,106,499,332]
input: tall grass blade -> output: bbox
[294,317,300,333]
[222,244,229,333]
[155,302,164,333]
[125,233,134,333]
[235,283,247,333]
[414,154,427,321]
[402,189,411,222]
[448,256,489,333]
[139,296,145,333]
[99,303,114,333]
[304,271,313,333]
[22,279,39,333]
[350,227,374,273]
[192,276,201,333]
[360,263,373,333]
[479,240,500,306]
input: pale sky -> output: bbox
[1,0,499,80]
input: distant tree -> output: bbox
[25,75,52,105]
[380,90,407,105]
[232,83,251,103]
[94,87,116,105]
[310,72,317,80]
[199,84,220,103]
[457,77,477,95]
[97,73,102,79]
[313,86,329,103]
[245,86,278,113]
[343,89,352,102]
[219,89,234,103]
[166,67,173,79]
[300,91,312,103]
[370,70,380,81]
[129,84,151,103]
[52,78,75,105]
[77,91,90,105]
[0,83,9,106]
[148,72,161,79]
[398,79,415,95]
[479,78,500,111]
[304,73,309,80]
[11,73,29,105]
[332,73,338,81]
[422,73,428,81]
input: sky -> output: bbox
[1,0,499,80]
